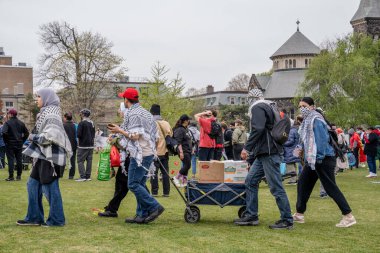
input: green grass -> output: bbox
[0,157,379,253]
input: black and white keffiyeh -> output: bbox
[23,105,72,168]
[120,103,158,167]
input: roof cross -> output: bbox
[296,19,300,31]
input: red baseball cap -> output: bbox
[118,88,139,101]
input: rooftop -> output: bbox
[351,0,380,22]
[270,30,320,59]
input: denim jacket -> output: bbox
[313,119,335,162]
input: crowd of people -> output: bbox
[0,86,378,229]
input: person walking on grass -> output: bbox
[235,88,293,229]
[108,88,164,224]
[364,127,379,178]
[283,116,302,185]
[149,104,172,197]
[76,108,95,182]
[2,109,29,181]
[293,97,356,228]
[63,112,77,179]
[173,114,193,187]
[232,119,247,161]
[17,88,72,227]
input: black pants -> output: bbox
[6,145,23,178]
[233,144,244,161]
[353,147,359,168]
[179,152,192,176]
[150,153,170,195]
[225,146,234,160]
[213,148,223,161]
[198,147,214,161]
[296,156,352,215]
[105,157,130,213]
[68,149,77,178]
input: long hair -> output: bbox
[174,119,184,130]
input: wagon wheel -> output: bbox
[238,206,248,218]
[184,206,200,223]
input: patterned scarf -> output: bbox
[120,103,158,167]
[24,105,72,167]
[299,110,327,170]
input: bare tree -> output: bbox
[38,21,126,118]
[225,73,250,91]
[185,87,206,97]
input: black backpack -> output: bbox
[157,121,179,156]
[208,121,223,140]
[265,103,291,145]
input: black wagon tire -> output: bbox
[238,206,248,218]
[184,206,200,223]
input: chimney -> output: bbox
[206,85,214,94]
[0,47,4,55]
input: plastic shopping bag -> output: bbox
[97,145,112,181]
[110,145,121,168]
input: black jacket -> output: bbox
[244,102,282,158]
[364,133,379,157]
[2,117,29,148]
[63,121,77,151]
[77,120,95,148]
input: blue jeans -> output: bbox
[128,156,161,218]
[367,155,377,174]
[24,177,65,226]
[245,154,293,223]
[191,154,197,175]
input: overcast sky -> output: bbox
[0,0,361,91]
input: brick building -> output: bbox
[0,47,33,120]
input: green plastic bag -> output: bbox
[97,145,112,181]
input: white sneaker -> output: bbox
[75,178,86,182]
[86,178,92,181]
[173,176,182,187]
[366,173,377,178]
[292,213,305,224]
[336,215,356,228]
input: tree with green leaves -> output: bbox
[19,93,39,129]
[139,61,194,126]
[218,104,250,129]
[299,34,380,127]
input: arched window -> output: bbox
[289,59,293,68]
[293,59,296,68]
[305,59,308,68]
[285,60,288,69]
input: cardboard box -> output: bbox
[198,161,225,183]
[223,161,249,184]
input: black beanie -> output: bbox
[150,104,161,115]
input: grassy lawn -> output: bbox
[0,156,379,253]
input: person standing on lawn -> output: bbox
[63,112,78,179]
[108,88,164,224]
[235,88,293,229]
[222,122,234,160]
[293,97,356,228]
[188,121,200,178]
[194,110,216,161]
[364,127,379,178]
[348,128,362,169]
[172,114,193,187]
[2,109,29,181]
[149,104,172,197]
[0,117,6,169]
[17,88,72,226]
[232,119,247,161]
[76,108,95,182]
[283,116,301,184]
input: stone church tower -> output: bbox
[351,0,380,39]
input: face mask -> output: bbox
[300,106,311,117]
